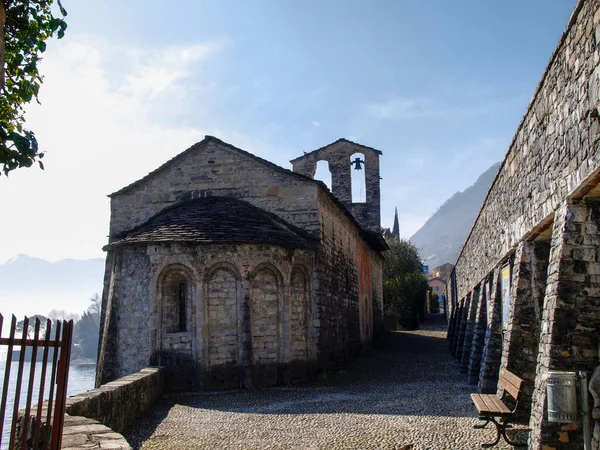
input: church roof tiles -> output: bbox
[105,196,318,251]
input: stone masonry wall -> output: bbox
[460,286,480,374]
[98,243,315,391]
[314,189,384,371]
[453,0,600,301]
[249,266,281,387]
[478,268,503,394]
[468,280,487,385]
[446,2,600,447]
[291,140,381,233]
[67,367,164,434]
[109,139,320,239]
[499,241,540,418]
[529,199,600,449]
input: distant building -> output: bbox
[428,277,446,296]
[431,263,454,282]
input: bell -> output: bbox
[351,157,364,170]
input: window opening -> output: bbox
[350,153,366,203]
[163,270,189,334]
[314,160,332,191]
[178,282,187,332]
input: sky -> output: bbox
[0,0,578,264]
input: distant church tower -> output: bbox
[392,207,400,239]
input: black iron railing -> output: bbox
[0,314,73,450]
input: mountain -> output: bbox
[0,255,105,319]
[410,162,500,271]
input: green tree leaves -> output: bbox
[73,293,100,360]
[383,238,428,330]
[0,0,67,176]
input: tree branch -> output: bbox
[0,0,6,93]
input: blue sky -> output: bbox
[0,0,577,263]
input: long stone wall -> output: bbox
[451,0,600,304]
[447,1,600,448]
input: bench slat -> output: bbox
[470,393,511,416]
[489,394,511,415]
[498,369,523,401]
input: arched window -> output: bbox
[350,153,366,203]
[161,269,190,333]
[314,160,332,191]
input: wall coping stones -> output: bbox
[451,0,588,295]
[60,367,164,449]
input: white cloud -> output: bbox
[121,43,222,100]
[0,35,269,263]
[312,120,321,128]
[367,97,439,120]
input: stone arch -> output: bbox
[313,160,332,191]
[350,152,366,203]
[155,264,195,337]
[248,263,283,386]
[154,263,195,390]
[203,262,242,389]
[289,266,309,361]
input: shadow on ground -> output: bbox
[125,314,491,449]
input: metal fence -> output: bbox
[0,314,73,450]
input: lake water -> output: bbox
[0,362,96,449]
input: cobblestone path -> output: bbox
[126,314,528,449]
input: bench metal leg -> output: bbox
[475,417,527,448]
[480,417,502,448]
[500,419,527,448]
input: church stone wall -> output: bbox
[98,242,315,391]
[448,1,600,448]
[109,140,320,239]
[314,189,384,372]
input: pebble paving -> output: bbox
[126,314,529,449]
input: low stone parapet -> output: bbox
[61,415,131,450]
[59,367,164,449]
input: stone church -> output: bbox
[96,136,388,390]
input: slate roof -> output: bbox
[105,197,319,251]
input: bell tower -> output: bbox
[290,139,382,232]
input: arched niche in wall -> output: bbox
[289,266,309,361]
[158,265,194,336]
[155,263,195,391]
[314,160,332,191]
[350,152,366,203]
[203,262,242,388]
[249,263,283,386]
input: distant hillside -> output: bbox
[410,162,500,270]
[0,255,105,318]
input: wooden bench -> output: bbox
[471,369,526,448]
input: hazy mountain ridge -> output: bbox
[0,255,105,318]
[0,255,105,292]
[410,162,500,270]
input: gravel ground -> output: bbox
[126,314,529,449]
